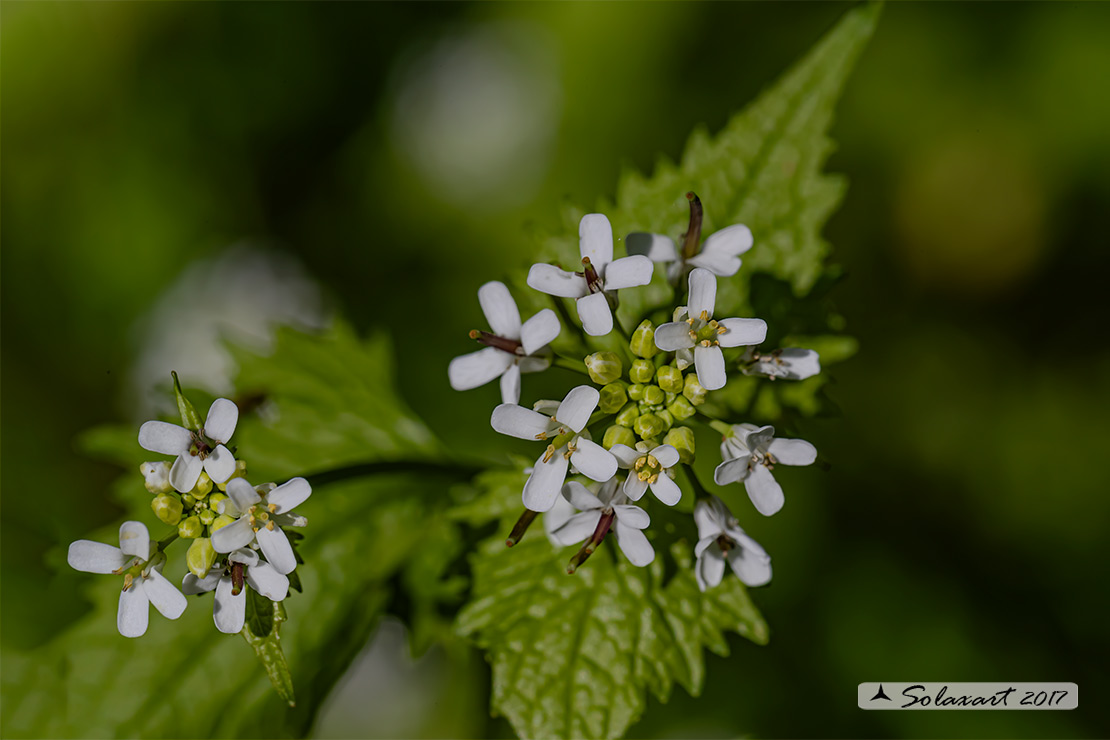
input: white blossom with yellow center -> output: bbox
[609,442,683,506]
[211,477,311,574]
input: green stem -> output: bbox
[681,463,714,503]
[553,356,590,376]
[156,532,179,553]
[303,460,484,488]
[552,295,586,346]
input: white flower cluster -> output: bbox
[68,393,310,637]
[450,197,823,589]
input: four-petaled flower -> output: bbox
[654,268,767,390]
[182,548,290,634]
[713,423,817,516]
[527,214,653,336]
[211,477,311,574]
[741,348,821,381]
[67,521,187,637]
[449,281,561,404]
[693,495,771,591]
[138,398,239,493]
[491,385,617,511]
[609,442,683,506]
[551,478,654,566]
[628,222,754,280]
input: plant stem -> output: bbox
[553,356,590,376]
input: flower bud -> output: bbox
[656,366,684,394]
[140,462,173,494]
[634,413,666,440]
[683,374,708,406]
[186,537,217,579]
[598,383,628,414]
[642,384,665,407]
[656,408,675,431]
[192,471,213,498]
[630,320,659,359]
[172,371,203,432]
[603,425,637,450]
[629,359,655,384]
[627,383,646,401]
[211,514,237,533]
[667,394,696,420]
[198,508,216,526]
[208,492,228,513]
[664,426,696,463]
[178,515,203,539]
[181,493,196,508]
[615,402,640,428]
[585,352,623,385]
[218,460,248,492]
[151,494,183,526]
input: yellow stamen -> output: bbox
[123,573,134,591]
[700,310,709,320]
[268,503,277,513]
[542,444,556,463]
[266,521,275,531]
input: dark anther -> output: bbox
[681,192,704,260]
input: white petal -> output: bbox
[602,255,654,290]
[169,454,203,493]
[608,444,641,469]
[117,584,149,638]
[768,438,818,466]
[520,309,560,356]
[228,547,259,567]
[226,477,262,512]
[745,464,785,516]
[144,570,187,620]
[267,477,312,514]
[622,474,649,501]
[491,404,552,440]
[713,458,751,486]
[499,364,521,405]
[626,232,678,263]
[211,517,255,553]
[563,480,605,511]
[137,421,191,456]
[478,281,522,339]
[203,445,236,484]
[543,494,577,543]
[716,318,768,348]
[694,497,728,540]
[576,293,613,336]
[246,562,290,601]
[448,347,514,391]
[649,474,682,506]
[781,348,821,380]
[675,347,694,371]
[702,223,754,257]
[579,213,613,268]
[557,385,599,433]
[256,525,297,575]
[728,544,772,587]
[596,476,622,506]
[653,321,695,352]
[570,439,617,482]
[522,452,569,512]
[615,522,654,567]
[650,445,680,469]
[745,425,776,453]
[687,268,717,319]
[694,345,727,390]
[527,263,587,298]
[695,547,727,592]
[214,576,247,634]
[687,251,741,277]
[182,571,221,595]
[551,511,601,546]
[613,504,649,529]
[67,541,127,574]
[118,521,151,559]
[204,398,238,444]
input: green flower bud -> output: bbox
[667,394,696,420]
[186,537,217,579]
[211,514,236,533]
[615,402,641,428]
[630,320,659,359]
[198,508,216,526]
[218,459,248,492]
[603,425,637,450]
[629,359,655,384]
[664,426,696,463]
[657,365,685,393]
[683,374,708,406]
[178,515,203,539]
[665,391,677,404]
[192,471,213,498]
[151,494,183,526]
[642,384,665,406]
[657,408,675,431]
[208,492,229,515]
[634,413,666,440]
[585,352,623,385]
[627,383,646,401]
[598,383,628,414]
[181,493,197,508]
[172,371,203,432]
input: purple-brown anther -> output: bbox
[231,561,245,596]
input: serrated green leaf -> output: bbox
[242,599,294,706]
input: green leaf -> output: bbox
[456,470,768,740]
[242,599,294,707]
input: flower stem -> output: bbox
[553,356,590,376]
[157,532,179,552]
[694,411,733,437]
[681,464,714,503]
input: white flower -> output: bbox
[653,268,767,390]
[182,548,290,634]
[211,477,311,574]
[741,348,821,381]
[138,398,239,493]
[448,281,560,405]
[543,488,577,547]
[713,423,817,516]
[693,495,771,591]
[140,461,174,494]
[551,478,654,566]
[526,213,653,336]
[67,521,187,638]
[609,442,683,506]
[628,223,753,280]
[491,385,617,511]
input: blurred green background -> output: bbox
[3,2,1109,738]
